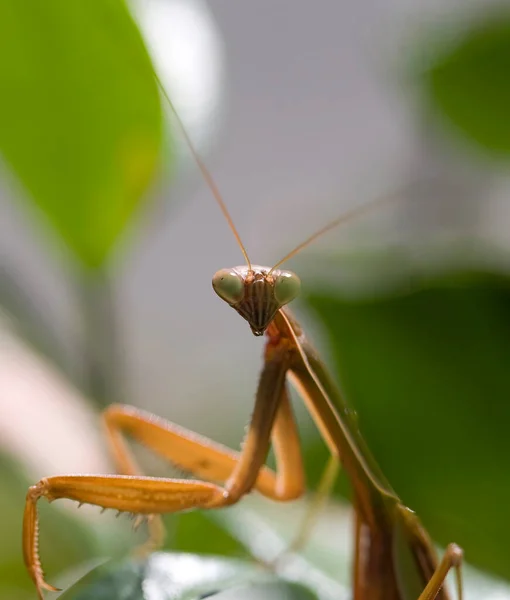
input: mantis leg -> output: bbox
[23,352,305,598]
[417,544,463,600]
[280,453,340,557]
[102,385,306,549]
[102,386,304,502]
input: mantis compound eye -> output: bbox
[273,270,301,306]
[212,269,245,304]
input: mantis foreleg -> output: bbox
[23,349,305,598]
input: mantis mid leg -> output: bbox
[23,353,306,598]
[418,543,463,600]
[272,453,340,566]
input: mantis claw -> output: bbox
[32,568,61,600]
[40,580,61,593]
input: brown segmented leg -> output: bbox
[23,474,224,599]
[417,544,463,600]
[24,346,306,598]
[102,385,304,502]
[102,384,306,553]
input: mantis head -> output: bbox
[212,265,301,336]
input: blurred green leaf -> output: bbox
[423,12,510,154]
[0,0,163,267]
[168,511,247,558]
[57,553,319,600]
[304,267,510,581]
[212,498,351,597]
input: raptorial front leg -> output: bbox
[101,383,306,554]
[24,348,304,599]
[23,474,225,599]
[101,364,302,505]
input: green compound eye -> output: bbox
[212,269,245,304]
[274,270,301,306]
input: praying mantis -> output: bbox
[22,81,464,600]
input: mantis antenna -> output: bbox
[268,187,405,274]
[156,73,406,275]
[155,76,252,270]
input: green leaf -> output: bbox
[423,12,510,154]
[0,0,163,267]
[168,511,248,558]
[57,554,319,600]
[304,267,510,581]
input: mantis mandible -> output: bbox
[23,84,464,600]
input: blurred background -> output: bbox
[2,0,510,598]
